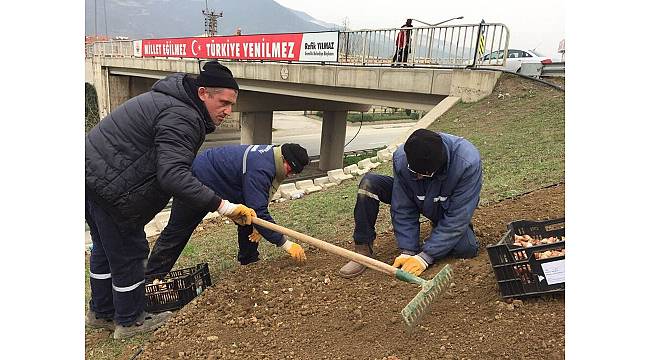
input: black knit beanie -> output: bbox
[281,143,309,174]
[403,129,447,175]
[196,61,239,90]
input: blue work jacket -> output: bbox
[192,144,286,246]
[391,133,482,262]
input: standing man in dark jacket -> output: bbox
[85,61,257,339]
[392,18,413,66]
[339,129,482,278]
[145,143,311,277]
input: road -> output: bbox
[201,111,414,156]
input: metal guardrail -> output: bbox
[85,23,510,69]
[86,40,135,58]
[338,23,510,67]
[541,62,565,77]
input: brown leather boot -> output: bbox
[339,243,373,279]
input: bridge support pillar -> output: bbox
[241,111,273,145]
[108,75,131,113]
[319,111,348,171]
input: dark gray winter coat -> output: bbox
[85,73,222,230]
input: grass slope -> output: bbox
[427,74,565,202]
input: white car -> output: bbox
[479,49,553,72]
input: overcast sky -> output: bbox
[275,0,565,58]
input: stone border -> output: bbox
[267,143,400,205]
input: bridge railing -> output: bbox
[85,22,510,68]
[338,23,510,67]
[86,40,135,58]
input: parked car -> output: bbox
[479,49,553,72]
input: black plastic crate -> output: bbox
[487,218,565,299]
[144,263,212,313]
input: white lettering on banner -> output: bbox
[239,41,297,59]
[207,40,240,58]
[143,42,188,56]
[144,44,162,55]
[254,42,261,57]
[272,42,281,57]
[160,42,186,56]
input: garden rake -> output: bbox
[251,217,454,330]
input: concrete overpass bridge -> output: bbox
[85,23,508,170]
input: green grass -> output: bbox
[346,111,420,122]
[427,74,565,204]
[343,150,382,167]
[310,110,421,123]
[85,73,564,359]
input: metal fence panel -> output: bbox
[337,23,509,67]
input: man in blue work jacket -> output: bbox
[339,129,482,278]
[145,143,310,277]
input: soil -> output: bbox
[127,184,565,360]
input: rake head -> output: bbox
[398,264,454,329]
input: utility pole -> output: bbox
[103,0,108,37]
[202,1,223,36]
[94,0,98,37]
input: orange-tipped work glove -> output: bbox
[248,227,262,243]
[217,200,257,226]
[392,254,428,276]
[281,237,306,263]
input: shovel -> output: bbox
[251,217,454,329]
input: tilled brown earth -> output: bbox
[136,184,565,360]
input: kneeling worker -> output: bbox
[339,129,482,278]
[146,143,310,276]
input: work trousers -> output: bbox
[85,198,149,326]
[392,45,410,64]
[145,199,259,277]
[353,173,477,258]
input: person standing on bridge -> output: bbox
[145,143,310,277]
[85,60,257,339]
[392,18,413,66]
[339,129,482,278]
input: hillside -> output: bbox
[85,0,339,39]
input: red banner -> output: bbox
[135,32,339,62]
[141,33,305,60]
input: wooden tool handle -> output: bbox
[252,217,398,277]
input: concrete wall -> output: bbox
[90,57,501,116]
[96,58,499,107]
[449,70,501,103]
